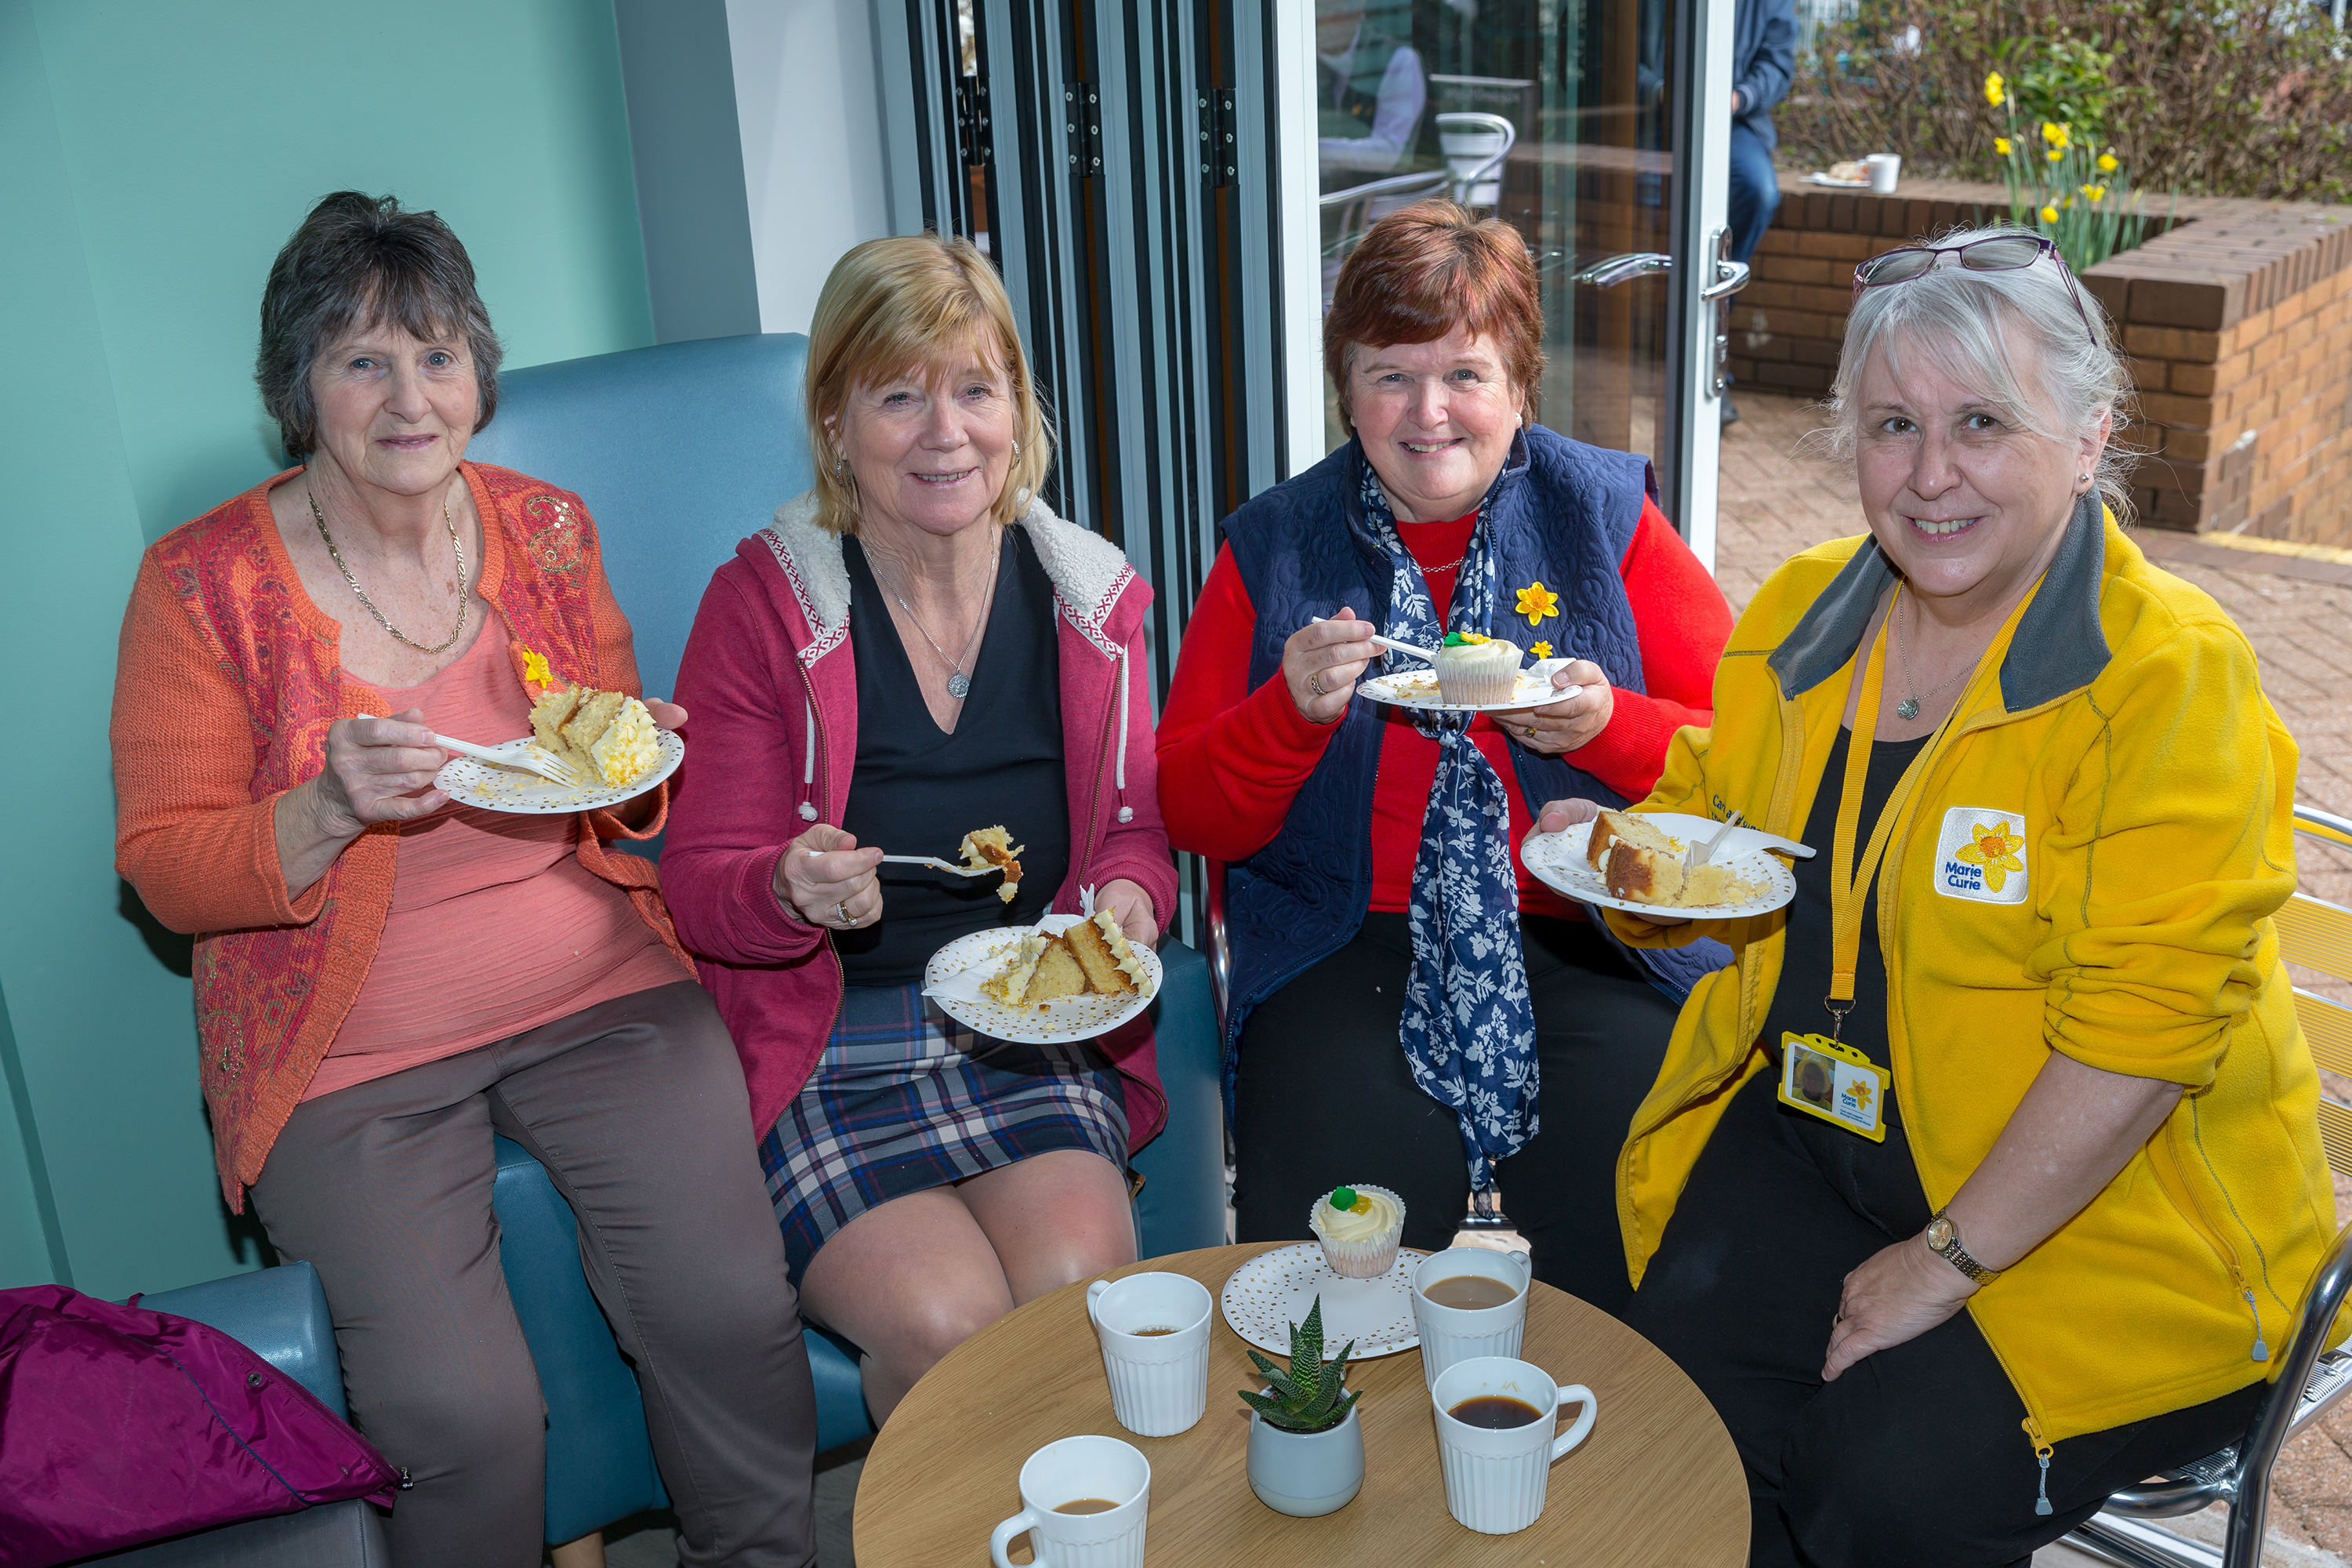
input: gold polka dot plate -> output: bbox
[1219,1242,1431,1359]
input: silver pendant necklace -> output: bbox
[1891,587,1975,722]
[868,532,1000,699]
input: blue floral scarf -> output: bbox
[1358,463,1537,1192]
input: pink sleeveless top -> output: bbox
[304,628,691,1101]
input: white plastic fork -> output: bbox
[879,855,996,877]
[1308,615,1441,664]
[431,731,586,787]
[1686,811,1744,873]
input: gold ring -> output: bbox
[1308,671,1327,697]
[836,900,855,926]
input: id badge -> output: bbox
[1777,1032,1889,1142]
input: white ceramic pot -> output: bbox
[1245,1402,1365,1517]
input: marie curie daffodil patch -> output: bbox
[1515,580,1560,628]
[519,646,554,689]
[1529,641,1552,659]
[1952,819,2026,892]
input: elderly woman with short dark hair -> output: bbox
[1156,199,1735,1311]
[110,191,816,1568]
[1567,226,2339,1565]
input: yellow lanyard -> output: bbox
[1823,592,1969,1042]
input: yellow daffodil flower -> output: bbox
[2097,152,2119,172]
[1994,136,2012,155]
[1954,820,2026,892]
[1849,1077,1875,1112]
[2041,120,2070,147]
[2040,204,2060,223]
[1529,641,1553,659]
[520,647,554,688]
[1984,71,2005,105]
[2082,183,2107,202]
[1515,580,1560,627]
[2047,149,2063,163]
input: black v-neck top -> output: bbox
[836,530,1070,985]
[1758,724,1934,1097]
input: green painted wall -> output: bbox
[0,0,655,1298]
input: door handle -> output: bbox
[1572,252,1673,289]
[1700,256,1751,302]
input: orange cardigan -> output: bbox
[112,462,686,1210]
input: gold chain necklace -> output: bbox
[307,483,470,654]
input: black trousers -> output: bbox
[1232,912,1678,1315]
[1622,1068,2265,1568]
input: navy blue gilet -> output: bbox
[1218,426,1732,1087]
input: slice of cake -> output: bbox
[976,915,1150,1007]
[980,932,1052,1005]
[1586,810,1762,909]
[1587,809,1687,905]
[960,826,1025,905]
[1063,910,1142,996]
[1025,941,1091,1003]
[526,683,662,788]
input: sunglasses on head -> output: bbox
[1851,234,2098,343]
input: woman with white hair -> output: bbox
[1528,228,2336,1564]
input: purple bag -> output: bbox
[0,1285,401,1566]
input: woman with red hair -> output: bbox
[1158,201,1733,1310]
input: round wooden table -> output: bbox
[851,1244,1748,1566]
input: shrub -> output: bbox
[1781,0,2352,205]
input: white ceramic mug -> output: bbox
[988,1434,1151,1568]
[1429,1356,1599,1535]
[1412,1247,1532,1392]
[1087,1272,1214,1437]
[1864,152,1902,193]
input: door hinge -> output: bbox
[956,74,993,168]
[1065,82,1102,178]
[1198,86,1236,187]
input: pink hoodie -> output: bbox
[662,492,1178,1149]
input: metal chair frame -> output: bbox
[2069,802,2352,1568]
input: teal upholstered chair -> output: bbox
[466,333,1226,1548]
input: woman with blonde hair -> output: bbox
[663,234,1174,1420]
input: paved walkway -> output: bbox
[1720,390,2352,1565]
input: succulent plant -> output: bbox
[1238,1295,1361,1435]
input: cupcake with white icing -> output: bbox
[1308,1183,1407,1278]
[1430,632,1522,706]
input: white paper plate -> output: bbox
[1359,669,1584,716]
[434,731,683,816]
[1523,810,1798,920]
[1804,172,1871,187]
[923,913,1163,1046]
[1221,1243,1430,1360]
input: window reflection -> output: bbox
[1315,0,1675,471]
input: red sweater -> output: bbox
[1157,499,1732,916]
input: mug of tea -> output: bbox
[1087,1272,1214,1436]
[1412,1247,1531,1391]
[988,1434,1151,1568]
[1428,1356,1599,1535]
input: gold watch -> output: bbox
[1925,1209,2001,1285]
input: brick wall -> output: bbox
[1728,175,2352,547]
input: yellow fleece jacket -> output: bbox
[1609,503,2334,1450]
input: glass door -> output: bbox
[1286,0,1741,561]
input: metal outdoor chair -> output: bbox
[1316,110,1520,283]
[2067,802,2352,1568]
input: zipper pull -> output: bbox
[2024,1418,2055,1516]
[2244,1287,2270,1362]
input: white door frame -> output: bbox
[1269,0,1740,575]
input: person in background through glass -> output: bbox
[1316,0,1428,184]
[1724,0,1798,426]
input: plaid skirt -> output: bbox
[759,982,1129,1286]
